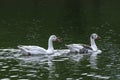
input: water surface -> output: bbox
[0,0,120,80]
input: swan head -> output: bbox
[91,33,101,40]
[50,35,61,42]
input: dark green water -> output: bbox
[0,0,120,80]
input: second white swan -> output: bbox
[66,33,101,53]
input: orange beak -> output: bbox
[97,36,101,39]
[56,37,61,42]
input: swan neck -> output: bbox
[90,37,97,51]
[48,38,54,51]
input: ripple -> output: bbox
[1,78,10,80]
[81,73,110,80]
[52,59,67,62]
[9,69,20,72]
[0,62,3,65]
[10,75,18,78]
[94,75,102,78]
[28,70,37,73]
[26,74,36,77]
[55,74,59,78]
[0,49,20,52]
[76,77,83,80]
[94,75,110,79]
[0,69,6,71]
[17,79,29,80]
[81,73,88,76]
[100,76,110,79]
[66,78,73,80]
[87,73,95,77]
[2,66,9,69]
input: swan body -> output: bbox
[18,35,59,55]
[66,33,101,53]
[65,44,84,53]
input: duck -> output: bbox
[18,35,60,55]
[66,33,101,53]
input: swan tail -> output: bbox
[17,45,28,52]
[65,44,70,48]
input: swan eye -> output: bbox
[53,36,56,40]
[51,35,57,41]
[91,33,99,39]
[92,34,97,39]
[92,35,94,39]
[94,34,98,39]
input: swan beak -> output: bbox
[56,37,61,42]
[97,36,101,39]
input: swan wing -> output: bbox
[18,45,47,54]
[80,44,92,50]
[65,43,93,53]
[66,44,83,49]
[68,44,92,50]
[65,44,84,52]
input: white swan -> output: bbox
[66,33,101,53]
[18,35,60,55]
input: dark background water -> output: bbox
[0,0,120,48]
[0,0,120,80]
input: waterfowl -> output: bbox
[66,33,101,53]
[18,35,60,55]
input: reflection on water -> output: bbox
[0,43,119,80]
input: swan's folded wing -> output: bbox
[80,44,92,50]
[65,44,84,52]
[66,44,83,49]
[17,45,47,54]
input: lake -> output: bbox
[0,0,120,80]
